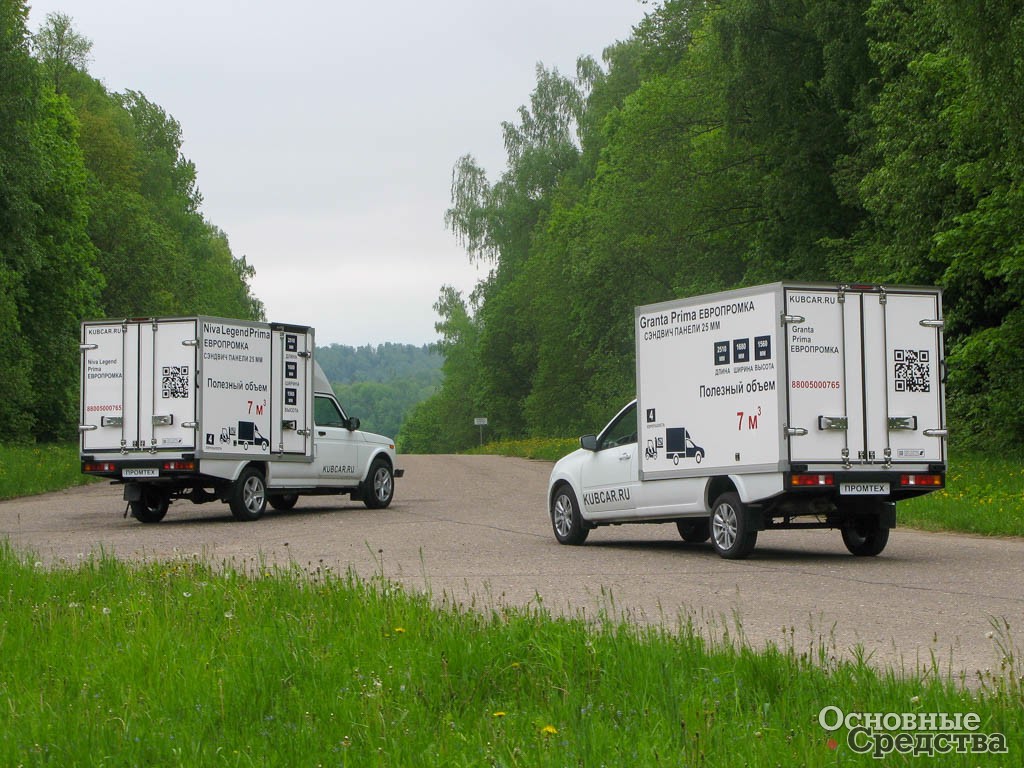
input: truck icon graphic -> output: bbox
[665,427,704,464]
[234,421,269,450]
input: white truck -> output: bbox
[79,316,403,522]
[548,282,947,558]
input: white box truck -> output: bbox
[80,317,403,522]
[547,283,947,558]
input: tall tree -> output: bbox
[32,11,91,93]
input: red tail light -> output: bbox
[791,473,835,487]
[900,474,943,487]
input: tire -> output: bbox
[550,484,589,545]
[710,492,757,559]
[362,459,394,509]
[676,518,710,543]
[130,486,169,524]
[842,516,890,556]
[229,467,267,521]
[269,493,299,511]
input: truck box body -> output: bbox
[635,283,946,481]
[81,317,313,461]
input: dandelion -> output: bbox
[183,592,192,598]
[540,724,558,736]
[910,695,920,704]
[224,611,235,620]
[394,627,406,634]
[102,607,111,615]
[492,711,506,718]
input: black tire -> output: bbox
[842,516,890,556]
[130,486,169,524]
[710,492,757,559]
[362,459,394,509]
[229,467,267,521]
[269,493,299,511]
[676,518,710,543]
[550,484,589,545]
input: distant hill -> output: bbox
[316,343,443,439]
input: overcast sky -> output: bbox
[27,1,647,347]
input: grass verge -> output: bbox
[0,442,92,500]
[1,543,1020,766]
[466,437,579,462]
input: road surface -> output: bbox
[2,454,1020,684]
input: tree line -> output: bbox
[318,343,442,440]
[401,0,1024,453]
[1,3,262,442]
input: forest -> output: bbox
[1,2,263,441]
[4,0,1023,454]
[401,0,1024,454]
[318,343,442,440]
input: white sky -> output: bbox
[27,0,647,346]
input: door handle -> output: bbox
[318,430,327,436]
[619,452,631,461]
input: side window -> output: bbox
[598,403,637,450]
[314,396,346,428]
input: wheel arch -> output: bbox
[705,476,737,510]
[362,448,393,481]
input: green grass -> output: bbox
[0,442,93,500]
[1,542,1020,766]
[899,451,1024,537]
[466,437,580,462]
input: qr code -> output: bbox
[162,365,190,399]
[893,349,930,393]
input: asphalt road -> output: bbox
[2,454,1021,684]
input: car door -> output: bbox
[310,395,362,485]
[579,402,641,519]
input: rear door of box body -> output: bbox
[81,319,198,455]
[784,287,946,467]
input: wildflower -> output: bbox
[492,711,506,718]
[224,611,235,620]
[102,607,111,615]
[183,592,192,598]
[394,627,406,634]
[540,724,558,736]
[910,695,920,704]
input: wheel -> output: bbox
[269,493,299,511]
[710,492,757,559]
[362,459,394,509]
[842,516,890,556]
[130,486,169,523]
[676,518,710,543]
[695,451,703,464]
[229,467,267,521]
[550,484,589,545]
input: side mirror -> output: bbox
[580,434,598,451]
[346,417,361,431]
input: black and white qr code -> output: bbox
[893,349,930,393]
[162,365,190,399]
